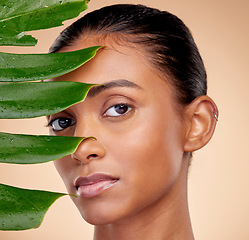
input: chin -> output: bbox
[82,213,115,226]
[79,206,124,226]
[73,195,139,226]
[71,198,118,225]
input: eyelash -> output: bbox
[47,117,75,132]
[48,103,134,131]
[103,103,133,118]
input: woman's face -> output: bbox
[49,37,188,225]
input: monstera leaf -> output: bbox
[0,0,88,46]
[0,46,101,82]
[0,132,85,164]
[0,81,95,118]
[0,0,97,231]
[0,184,67,230]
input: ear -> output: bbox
[183,95,218,152]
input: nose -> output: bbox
[71,137,106,165]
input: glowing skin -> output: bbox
[48,37,201,240]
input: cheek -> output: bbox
[54,156,75,193]
[108,110,184,199]
[94,116,184,223]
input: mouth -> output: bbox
[74,173,119,198]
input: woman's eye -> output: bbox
[104,104,133,117]
[48,118,75,131]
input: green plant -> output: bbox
[0,0,99,231]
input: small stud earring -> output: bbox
[213,112,218,121]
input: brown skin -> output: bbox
[48,36,218,240]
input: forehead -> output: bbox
[60,34,162,76]
[56,35,164,86]
[55,35,179,115]
[61,34,141,54]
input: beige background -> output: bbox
[0,0,249,239]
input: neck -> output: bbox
[94,207,194,240]
[93,161,194,240]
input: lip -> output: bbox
[74,173,119,198]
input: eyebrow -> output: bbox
[86,79,142,98]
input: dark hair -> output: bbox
[50,4,207,105]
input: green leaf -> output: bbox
[0,46,102,82]
[0,132,85,164]
[0,32,37,46]
[0,183,66,230]
[0,0,88,46]
[0,81,95,119]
